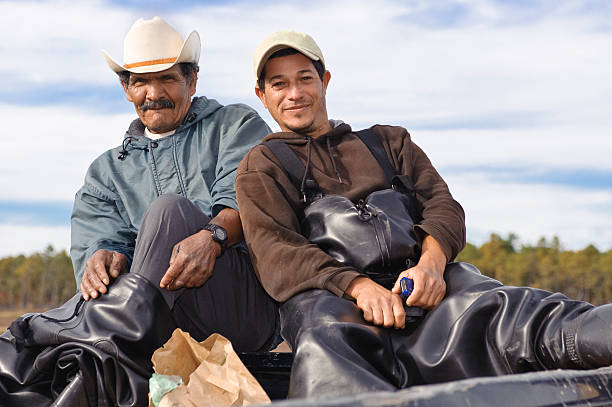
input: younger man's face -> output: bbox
[256,52,331,137]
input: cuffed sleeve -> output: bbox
[70,180,136,287]
[380,125,465,260]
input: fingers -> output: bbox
[109,252,126,278]
[371,304,384,327]
[81,250,126,300]
[82,251,111,300]
[355,284,406,329]
[161,240,217,290]
[391,270,410,294]
[404,269,446,310]
[89,256,111,298]
[392,300,406,330]
[80,273,92,301]
[161,262,181,290]
[362,305,373,324]
[361,296,405,329]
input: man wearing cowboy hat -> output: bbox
[70,17,277,352]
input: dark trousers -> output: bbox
[281,262,612,399]
[131,194,278,352]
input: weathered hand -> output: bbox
[391,262,446,309]
[392,235,448,309]
[81,249,126,300]
[346,276,406,329]
[160,229,221,290]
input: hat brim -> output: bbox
[103,30,201,74]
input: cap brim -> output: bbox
[255,43,321,79]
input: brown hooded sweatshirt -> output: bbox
[236,123,465,302]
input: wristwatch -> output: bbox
[203,223,228,256]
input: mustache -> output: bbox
[139,99,175,112]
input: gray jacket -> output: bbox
[70,96,271,285]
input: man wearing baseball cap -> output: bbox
[70,17,277,352]
[236,31,612,399]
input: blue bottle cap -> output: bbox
[400,277,414,298]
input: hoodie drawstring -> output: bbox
[299,135,344,200]
[118,137,158,160]
[300,137,312,200]
[326,136,343,184]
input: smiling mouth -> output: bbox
[284,104,309,112]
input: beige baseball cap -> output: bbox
[253,30,325,80]
[102,16,201,74]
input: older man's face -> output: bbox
[122,64,196,133]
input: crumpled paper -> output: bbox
[149,328,271,407]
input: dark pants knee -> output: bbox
[131,194,209,301]
[130,194,278,352]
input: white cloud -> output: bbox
[447,172,612,251]
[0,104,133,201]
[0,224,71,258]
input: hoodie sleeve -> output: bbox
[236,146,362,302]
[210,107,271,212]
[70,161,136,288]
[374,125,466,260]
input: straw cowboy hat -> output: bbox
[102,16,201,74]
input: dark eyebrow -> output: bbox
[268,69,315,82]
[130,73,180,84]
[130,75,148,83]
[268,74,285,82]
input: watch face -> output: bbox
[206,224,227,242]
[214,227,227,241]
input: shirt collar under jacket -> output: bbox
[144,127,176,140]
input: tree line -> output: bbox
[0,234,610,310]
[456,234,612,306]
[0,246,75,310]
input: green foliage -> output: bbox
[0,246,76,310]
[457,234,612,305]
[1,234,611,309]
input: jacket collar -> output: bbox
[124,96,223,140]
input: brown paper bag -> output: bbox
[151,328,270,406]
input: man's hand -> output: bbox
[160,229,221,290]
[391,235,447,309]
[345,276,406,329]
[81,249,126,300]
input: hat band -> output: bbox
[124,57,178,69]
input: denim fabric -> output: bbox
[70,96,271,285]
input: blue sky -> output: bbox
[0,0,611,258]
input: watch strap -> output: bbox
[203,223,227,256]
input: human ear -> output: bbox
[122,81,134,103]
[188,72,198,96]
[322,70,331,94]
[255,86,268,109]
